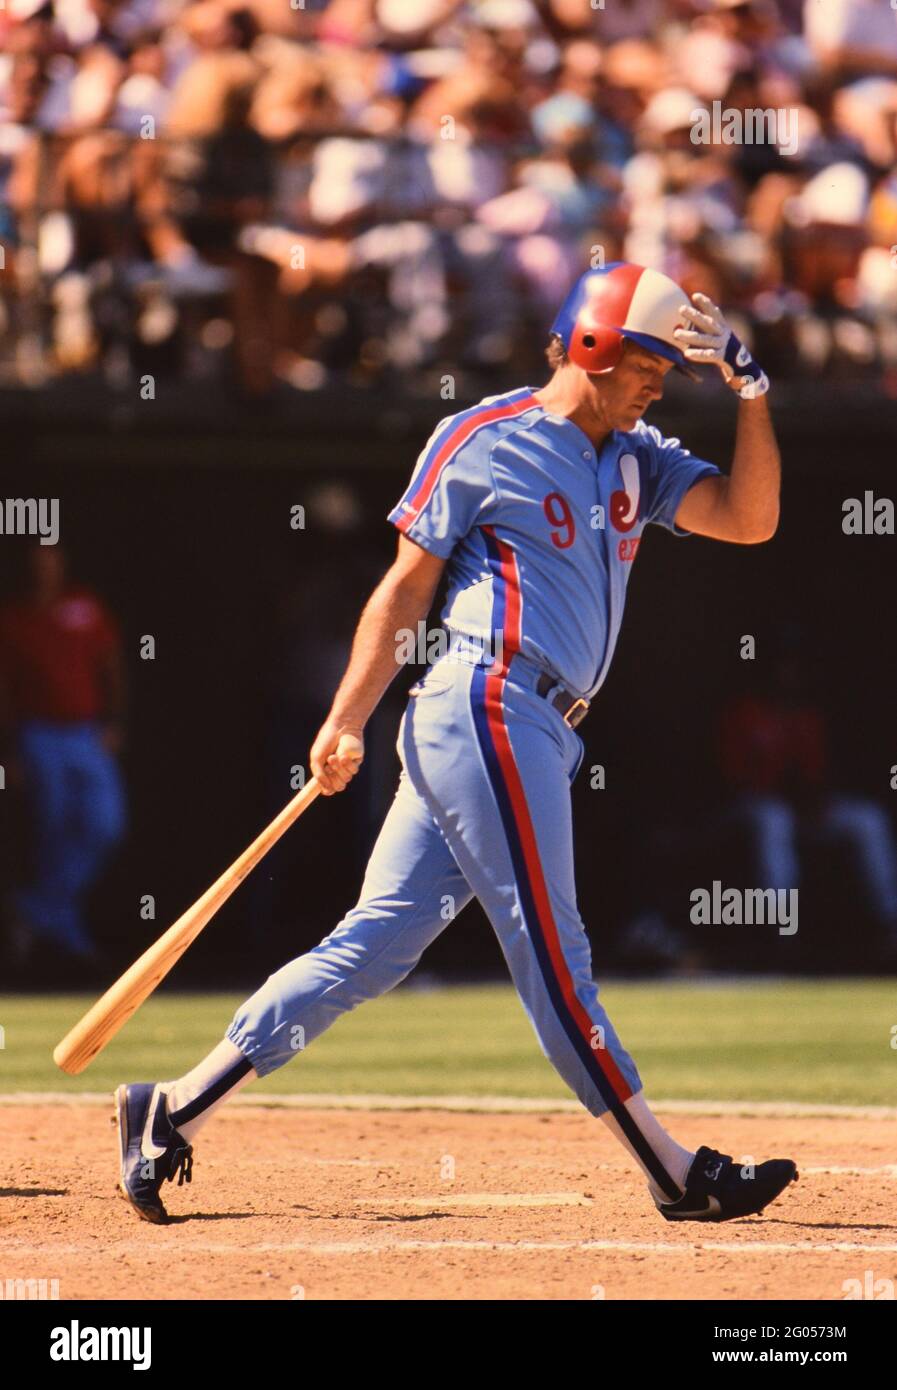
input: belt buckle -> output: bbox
[564,696,589,729]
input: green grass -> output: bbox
[0,980,894,1105]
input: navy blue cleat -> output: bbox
[656,1145,798,1223]
[115,1083,193,1224]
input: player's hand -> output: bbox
[309,719,364,796]
[674,292,770,400]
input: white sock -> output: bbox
[164,1038,257,1144]
[600,1091,694,1204]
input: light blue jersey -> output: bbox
[390,387,720,698]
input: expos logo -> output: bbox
[611,452,642,562]
[610,453,641,533]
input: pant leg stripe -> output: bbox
[470,667,679,1196]
[473,532,680,1198]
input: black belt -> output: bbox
[536,673,591,728]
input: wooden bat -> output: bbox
[53,776,325,1074]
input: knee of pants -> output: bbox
[228,907,431,1075]
[306,908,426,1008]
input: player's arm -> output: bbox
[673,395,780,544]
[310,535,446,795]
[672,293,780,544]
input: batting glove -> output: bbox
[674,292,770,400]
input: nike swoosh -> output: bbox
[141,1084,170,1161]
[665,1195,722,1218]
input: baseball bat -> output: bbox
[53,776,324,1074]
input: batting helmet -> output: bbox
[551,262,699,378]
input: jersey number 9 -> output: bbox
[543,492,576,550]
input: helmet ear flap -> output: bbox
[568,322,623,374]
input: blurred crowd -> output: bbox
[2,0,897,394]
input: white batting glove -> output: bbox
[674,292,770,400]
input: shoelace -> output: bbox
[167,1144,193,1187]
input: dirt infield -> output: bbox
[2,1101,896,1300]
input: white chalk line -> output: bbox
[139,1156,897,1176]
[356,1170,897,1199]
[3,1093,896,1120]
[3,1238,897,1258]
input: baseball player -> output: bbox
[116,262,797,1225]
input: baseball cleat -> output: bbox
[656,1145,798,1223]
[115,1083,193,1224]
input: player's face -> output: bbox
[592,344,674,430]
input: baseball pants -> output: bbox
[228,649,663,1176]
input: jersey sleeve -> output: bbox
[387,416,496,558]
[639,424,722,536]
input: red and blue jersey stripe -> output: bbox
[394,389,536,533]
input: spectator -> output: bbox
[718,650,897,955]
[804,0,897,80]
[146,48,279,394]
[0,544,127,968]
[2,0,897,391]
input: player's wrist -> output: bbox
[327,709,368,736]
[723,333,769,400]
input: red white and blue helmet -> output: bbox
[551,261,698,378]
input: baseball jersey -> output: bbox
[389,386,720,700]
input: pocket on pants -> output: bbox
[408,674,455,699]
